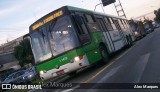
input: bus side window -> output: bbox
[118,19,124,29]
[122,19,127,28]
[80,17,89,34]
[104,17,113,31]
[95,17,108,32]
[125,20,130,28]
[85,14,95,23]
[109,18,117,30]
[85,14,100,32]
[74,14,91,45]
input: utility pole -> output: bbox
[114,0,127,18]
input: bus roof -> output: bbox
[67,6,128,20]
[30,6,128,31]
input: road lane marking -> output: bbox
[57,76,70,83]
[61,85,80,92]
[82,60,117,83]
[97,65,122,83]
[85,66,122,92]
[61,63,122,92]
[133,53,150,83]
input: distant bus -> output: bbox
[29,6,134,80]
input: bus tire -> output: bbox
[129,35,133,45]
[127,35,132,46]
[99,45,109,64]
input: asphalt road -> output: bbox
[30,28,160,92]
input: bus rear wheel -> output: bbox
[127,35,133,46]
[99,45,109,64]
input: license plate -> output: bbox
[56,70,64,75]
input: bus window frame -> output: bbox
[84,14,101,33]
[121,19,127,29]
[118,19,125,29]
[72,12,91,45]
[126,20,130,28]
[94,15,107,32]
[109,17,117,30]
[104,17,113,31]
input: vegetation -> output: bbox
[14,38,34,67]
[154,8,160,23]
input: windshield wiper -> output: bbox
[49,19,57,39]
[41,31,46,43]
[36,28,46,44]
[48,19,58,55]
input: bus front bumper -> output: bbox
[39,55,89,80]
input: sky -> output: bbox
[0,0,160,45]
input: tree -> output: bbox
[154,8,160,23]
[14,38,34,67]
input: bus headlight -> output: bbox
[134,32,138,35]
[29,74,33,78]
[39,70,44,75]
[71,55,84,63]
[74,56,80,62]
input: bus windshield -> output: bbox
[30,16,80,64]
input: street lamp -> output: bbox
[94,3,102,11]
[94,0,105,13]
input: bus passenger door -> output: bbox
[72,13,103,64]
[73,13,91,45]
[96,17,115,53]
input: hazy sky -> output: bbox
[0,0,160,44]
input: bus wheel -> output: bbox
[127,35,132,46]
[129,35,133,45]
[99,45,108,64]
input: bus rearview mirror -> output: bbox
[23,34,30,40]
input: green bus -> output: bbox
[29,6,134,80]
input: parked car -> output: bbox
[0,68,16,83]
[22,66,37,83]
[2,66,37,84]
[2,70,26,84]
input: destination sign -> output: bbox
[32,10,64,30]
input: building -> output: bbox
[134,12,156,21]
[0,35,24,71]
